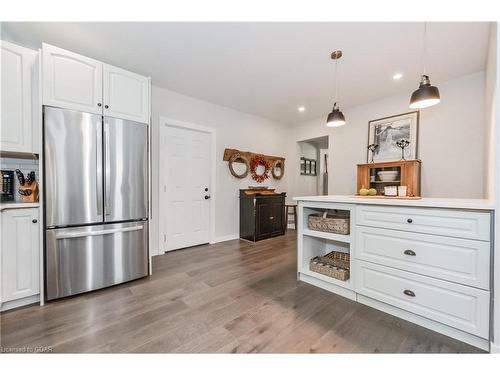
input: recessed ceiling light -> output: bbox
[298,106,306,112]
[393,73,403,80]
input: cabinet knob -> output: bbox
[97,103,102,107]
[407,218,413,224]
[269,216,274,220]
[204,195,210,200]
[105,105,109,109]
[403,289,416,297]
[403,249,416,256]
[32,219,37,223]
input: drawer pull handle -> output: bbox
[403,289,416,297]
[269,216,274,220]
[403,249,416,256]
[407,218,413,223]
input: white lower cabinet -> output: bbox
[1,208,40,310]
[297,200,493,351]
[355,260,490,338]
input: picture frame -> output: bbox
[367,111,419,162]
[305,160,311,174]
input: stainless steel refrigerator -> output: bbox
[43,106,148,300]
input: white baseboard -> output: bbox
[490,342,500,353]
[213,234,239,244]
[1,294,40,312]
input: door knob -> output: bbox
[403,249,416,256]
[105,105,109,109]
[407,218,413,223]
[204,195,210,200]
[97,103,102,107]
[32,219,37,223]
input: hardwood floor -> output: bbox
[0,231,484,353]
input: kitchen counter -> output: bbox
[292,195,494,210]
[0,202,40,211]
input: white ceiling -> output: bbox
[1,22,491,124]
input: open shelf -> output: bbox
[303,228,351,244]
[300,268,353,290]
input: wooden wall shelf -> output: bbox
[223,148,285,163]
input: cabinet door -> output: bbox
[256,202,274,239]
[1,208,39,302]
[42,43,102,114]
[103,64,149,123]
[271,201,284,234]
[0,41,37,153]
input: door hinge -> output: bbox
[163,234,166,243]
[164,185,166,193]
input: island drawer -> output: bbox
[355,260,490,339]
[355,205,491,241]
[356,226,490,289]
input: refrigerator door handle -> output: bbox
[96,124,103,217]
[104,122,111,216]
[55,225,144,239]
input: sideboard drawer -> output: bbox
[356,205,491,241]
[355,261,490,338]
[356,226,490,289]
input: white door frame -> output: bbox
[158,116,216,250]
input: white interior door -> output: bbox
[160,124,211,251]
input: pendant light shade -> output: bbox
[410,23,440,109]
[409,75,441,109]
[326,102,346,127]
[326,50,346,127]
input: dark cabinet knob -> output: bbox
[403,289,416,297]
[403,249,416,256]
[105,105,109,109]
[32,219,37,223]
[97,103,102,107]
[205,188,208,192]
[204,195,210,200]
[407,218,413,223]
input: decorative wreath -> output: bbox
[271,159,285,180]
[228,152,250,179]
[250,154,271,183]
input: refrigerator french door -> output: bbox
[44,106,148,300]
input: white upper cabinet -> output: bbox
[0,41,38,153]
[103,64,149,123]
[42,43,103,114]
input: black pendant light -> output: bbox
[326,50,346,127]
[409,23,441,109]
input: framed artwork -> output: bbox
[367,111,419,162]
[300,157,317,176]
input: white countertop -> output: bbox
[293,195,495,210]
[0,202,40,211]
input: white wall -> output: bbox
[151,86,291,255]
[296,141,319,197]
[288,71,487,200]
[485,24,497,200]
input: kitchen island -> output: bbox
[293,195,494,351]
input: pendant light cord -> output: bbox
[422,22,427,75]
[334,57,339,104]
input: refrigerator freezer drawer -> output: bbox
[45,221,148,300]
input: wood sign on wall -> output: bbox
[223,148,285,182]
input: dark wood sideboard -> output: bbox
[239,189,286,242]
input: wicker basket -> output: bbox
[308,210,350,235]
[310,254,350,281]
